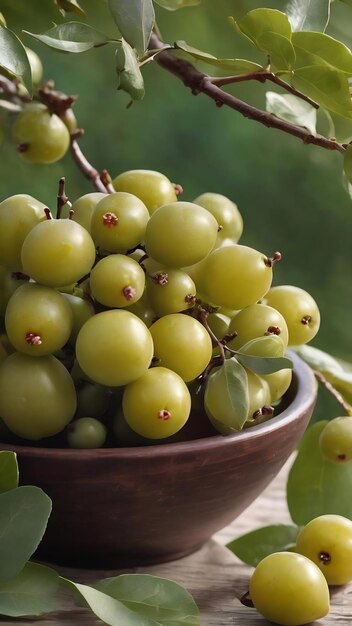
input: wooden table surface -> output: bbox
[3,457,351,625]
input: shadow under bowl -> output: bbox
[0,351,316,568]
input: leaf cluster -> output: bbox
[1,0,352,195]
[0,451,200,623]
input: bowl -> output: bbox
[0,352,316,568]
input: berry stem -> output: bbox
[44,207,53,220]
[198,307,226,363]
[100,169,115,193]
[314,370,352,416]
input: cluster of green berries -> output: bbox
[0,167,321,449]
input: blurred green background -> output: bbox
[1,0,352,419]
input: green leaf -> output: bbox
[292,32,352,74]
[154,0,200,9]
[63,578,163,625]
[256,31,296,70]
[0,26,32,94]
[294,344,344,373]
[175,40,262,74]
[204,358,249,432]
[0,486,52,582]
[227,524,299,566]
[266,91,317,135]
[0,562,59,617]
[294,345,352,403]
[95,574,200,625]
[116,39,145,100]
[0,451,18,493]
[235,9,292,44]
[54,0,86,17]
[287,421,352,524]
[291,65,352,116]
[236,335,286,358]
[24,22,112,53]
[108,0,155,56]
[285,0,330,32]
[236,353,293,375]
[321,366,352,404]
[234,10,295,70]
[327,110,352,142]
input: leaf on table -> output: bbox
[0,486,52,582]
[285,0,330,32]
[108,0,155,56]
[24,22,112,53]
[116,39,145,100]
[95,573,200,625]
[154,0,201,9]
[287,421,352,525]
[227,524,299,566]
[175,40,262,74]
[0,450,18,493]
[204,358,249,432]
[0,26,32,94]
[0,562,59,617]
[266,91,317,135]
[291,65,352,117]
[292,32,352,74]
[63,578,163,625]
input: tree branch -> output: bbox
[70,131,108,193]
[149,34,345,154]
[210,71,319,109]
[314,370,352,416]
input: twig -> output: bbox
[149,33,346,154]
[56,177,69,219]
[314,370,352,415]
[0,75,22,97]
[70,132,109,193]
[210,71,319,109]
[100,169,115,193]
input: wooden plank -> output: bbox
[1,457,351,625]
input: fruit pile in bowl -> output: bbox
[0,170,319,567]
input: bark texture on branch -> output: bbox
[149,33,346,154]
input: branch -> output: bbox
[314,370,352,416]
[149,34,345,154]
[70,130,109,193]
[210,71,319,109]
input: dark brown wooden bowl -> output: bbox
[0,352,316,568]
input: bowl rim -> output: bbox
[0,350,316,460]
